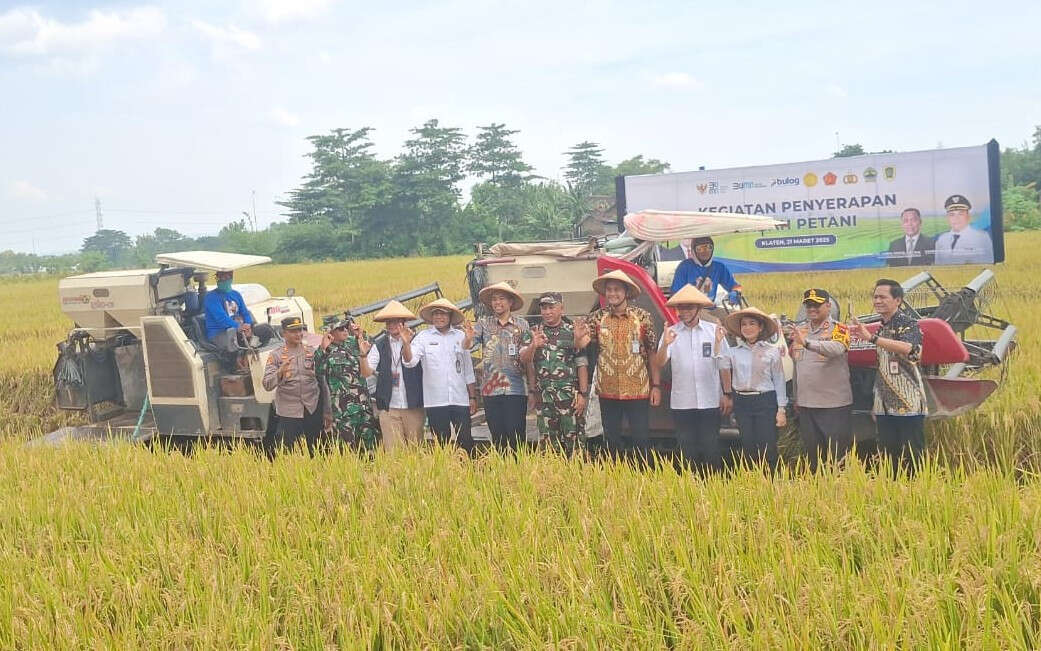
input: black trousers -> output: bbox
[733,392,779,470]
[265,407,323,457]
[427,405,474,452]
[798,405,853,471]
[672,408,721,473]
[483,394,528,450]
[876,414,925,475]
[599,398,650,460]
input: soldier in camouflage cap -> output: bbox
[314,314,381,450]
[519,292,590,454]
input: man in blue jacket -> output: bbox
[669,237,743,304]
[205,270,257,353]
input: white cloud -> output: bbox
[0,7,165,56]
[827,84,848,98]
[269,107,300,127]
[652,72,702,89]
[257,0,334,24]
[191,20,261,51]
[7,180,46,200]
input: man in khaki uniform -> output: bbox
[262,316,328,455]
[786,288,853,470]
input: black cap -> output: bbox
[692,236,714,247]
[944,194,971,211]
[802,288,831,304]
[538,291,562,305]
[281,316,305,331]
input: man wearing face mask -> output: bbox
[669,236,743,305]
[204,269,257,353]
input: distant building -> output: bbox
[574,195,618,238]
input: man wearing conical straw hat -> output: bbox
[404,297,478,453]
[575,269,661,462]
[366,300,425,450]
[652,284,731,473]
[463,282,531,451]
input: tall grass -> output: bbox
[1,443,1039,647]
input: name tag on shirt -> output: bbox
[508,343,517,356]
[702,342,712,358]
[392,372,400,387]
[631,339,641,354]
[888,360,900,375]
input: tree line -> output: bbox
[2,121,1040,275]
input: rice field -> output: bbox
[1,237,1040,646]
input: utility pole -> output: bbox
[95,197,103,231]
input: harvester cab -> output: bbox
[49,251,315,442]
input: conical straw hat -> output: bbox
[723,307,778,341]
[666,283,715,308]
[478,281,524,312]
[591,269,641,299]
[419,297,465,326]
[373,300,417,322]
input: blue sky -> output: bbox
[1,0,1039,254]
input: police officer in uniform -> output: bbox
[262,316,328,455]
[786,288,853,470]
[519,292,589,454]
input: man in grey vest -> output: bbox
[365,300,425,450]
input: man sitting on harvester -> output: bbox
[669,236,743,305]
[204,269,263,354]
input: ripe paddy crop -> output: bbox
[1,237,1040,646]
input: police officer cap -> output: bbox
[281,316,305,331]
[538,291,563,305]
[802,288,831,304]
[944,194,971,211]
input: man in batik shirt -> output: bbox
[850,279,928,474]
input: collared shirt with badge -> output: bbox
[473,315,530,397]
[660,319,726,410]
[872,311,928,416]
[262,343,322,418]
[793,318,853,408]
[404,327,475,408]
[587,305,657,400]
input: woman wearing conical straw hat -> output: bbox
[714,307,787,471]
[365,300,426,450]
[465,282,531,452]
[403,298,478,453]
[574,269,661,464]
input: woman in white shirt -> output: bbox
[715,307,787,470]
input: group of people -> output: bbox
[249,263,928,472]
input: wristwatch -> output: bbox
[869,333,880,344]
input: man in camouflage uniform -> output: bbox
[520,292,589,454]
[314,316,381,449]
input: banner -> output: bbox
[619,141,1004,271]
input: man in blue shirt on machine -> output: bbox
[204,270,257,353]
[670,236,743,305]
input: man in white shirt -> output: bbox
[934,194,994,265]
[653,284,732,473]
[366,300,425,450]
[404,298,478,453]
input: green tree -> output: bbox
[833,144,866,158]
[468,123,533,186]
[563,141,610,194]
[610,155,670,178]
[81,229,133,267]
[1002,126,1041,190]
[391,119,469,255]
[1003,183,1041,231]
[280,127,394,233]
[133,228,193,265]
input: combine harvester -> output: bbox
[41,210,1016,446]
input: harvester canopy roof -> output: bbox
[155,251,272,272]
[622,209,785,242]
